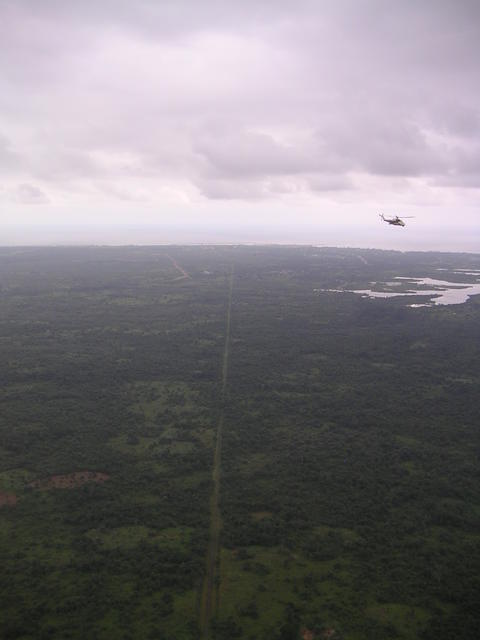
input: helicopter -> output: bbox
[379,213,414,227]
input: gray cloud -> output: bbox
[0,134,22,172]
[307,174,354,193]
[193,128,315,178]
[15,183,49,204]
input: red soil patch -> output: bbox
[322,629,336,639]
[302,628,315,640]
[0,491,17,507]
[29,471,109,490]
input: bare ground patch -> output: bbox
[251,511,273,521]
[0,491,17,507]
[29,471,109,490]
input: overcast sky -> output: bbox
[1,0,479,249]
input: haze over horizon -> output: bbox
[1,1,479,250]
[1,223,478,254]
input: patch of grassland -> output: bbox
[96,610,124,640]
[250,511,273,521]
[2,521,74,566]
[173,590,200,630]
[234,452,269,475]
[403,460,418,474]
[0,467,35,491]
[106,296,148,306]
[396,435,422,447]
[366,603,430,638]
[0,382,48,398]
[371,361,396,369]
[172,470,210,489]
[169,441,196,455]
[314,525,361,544]
[194,428,215,448]
[109,435,164,456]
[87,525,153,549]
[217,547,355,637]
[130,380,199,420]
[86,526,192,552]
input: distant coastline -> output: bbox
[0,224,479,253]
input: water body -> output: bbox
[320,274,480,307]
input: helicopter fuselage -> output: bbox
[386,217,405,226]
[380,214,406,227]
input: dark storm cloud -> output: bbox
[1,0,480,207]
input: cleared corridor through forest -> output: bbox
[199,267,234,637]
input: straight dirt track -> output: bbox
[199,267,234,637]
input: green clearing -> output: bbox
[366,604,431,638]
[129,380,200,422]
[86,525,192,551]
[217,547,362,639]
[0,468,35,492]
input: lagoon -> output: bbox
[320,274,480,307]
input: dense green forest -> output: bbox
[0,245,479,640]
